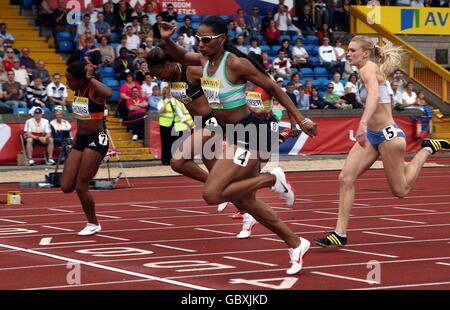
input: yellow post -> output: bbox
[443,79,448,103]
[409,56,414,78]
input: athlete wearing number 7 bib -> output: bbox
[314,36,450,248]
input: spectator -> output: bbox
[11,57,30,88]
[314,0,329,29]
[20,48,36,71]
[296,86,310,110]
[133,48,146,68]
[50,109,72,148]
[76,14,96,43]
[392,69,408,93]
[261,10,273,35]
[0,37,6,59]
[140,15,152,37]
[273,0,288,14]
[327,0,345,30]
[274,3,301,35]
[233,8,247,23]
[118,72,142,122]
[147,83,161,112]
[280,38,293,61]
[124,16,142,36]
[227,21,237,40]
[342,72,363,109]
[127,86,148,141]
[77,29,97,52]
[26,76,51,110]
[390,80,404,109]
[273,49,293,79]
[113,47,135,81]
[131,2,146,22]
[0,63,7,83]
[247,6,262,38]
[52,0,73,34]
[135,60,148,84]
[115,35,128,57]
[145,2,158,26]
[334,38,346,75]
[249,37,261,55]
[266,19,281,46]
[234,34,249,54]
[309,87,324,109]
[178,15,194,35]
[161,3,178,25]
[292,72,303,90]
[85,3,98,23]
[98,36,116,67]
[304,79,313,95]
[2,70,27,112]
[152,14,164,41]
[31,60,51,87]
[0,23,14,46]
[102,2,117,33]
[323,82,351,109]
[36,0,54,27]
[402,81,418,109]
[3,47,15,72]
[80,37,102,67]
[292,38,310,68]
[235,16,250,42]
[330,72,345,96]
[319,36,339,75]
[297,5,317,33]
[46,73,71,113]
[95,12,112,42]
[24,107,55,166]
[261,50,273,74]
[158,86,177,165]
[276,77,286,91]
[285,81,298,106]
[142,36,155,55]
[141,72,158,97]
[125,25,141,53]
[183,28,196,52]
[114,0,132,34]
[317,23,335,45]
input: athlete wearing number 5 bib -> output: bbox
[314,36,450,248]
[60,61,113,237]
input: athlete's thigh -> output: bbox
[341,141,380,181]
[76,148,105,186]
[205,144,260,191]
[378,137,407,191]
[61,148,83,191]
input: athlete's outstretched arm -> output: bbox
[160,22,202,66]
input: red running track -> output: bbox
[0,166,449,291]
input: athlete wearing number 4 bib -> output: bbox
[314,36,450,248]
[160,16,317,275]
[61,61,113,236]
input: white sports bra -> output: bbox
[358,81,392,104]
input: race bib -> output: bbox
[382,125,401,140]
[72,96,90,120]
[170,82,192,105]
[233,147,250,167]
[201,77,223,109]
[246,91,263,109]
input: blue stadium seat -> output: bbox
[309,56,320,66]
[191,22,201,30]
[316,77,330,89]
[290,35,304,45]
[110,32,120,43]
[305,45,318,56]
[259,45,270,53]
[270,45,281,56]
[176,14,186,22]
[23,0,37,9]
[58,41,74,53]
[190,14,201,22]
[300,68,314,78]
[108,90,120,102]
[56,32,73,42]
[280,35,291,43]
[218,15,229,23]
[13,107,29,114]
[202,14,212,21]
[99,67,115,79]
[103,78,119,89]
[304,35,319,45]
[314,67,328,77]
[108,42,119,51]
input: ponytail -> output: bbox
[223,40,267,76]
[374,44,404,76]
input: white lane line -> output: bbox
[381,217,426,224]
[0,243,210,290]
[311,271,379,284]
[340,248,398,258]
[291,223,333,230]
[223,256,278,267]
[195,228,234,235]
[130,204,159,209]
[177,209,209,215]
[41,226,74,232]
[139,220,174,226]
[96,234,130,241]
[0,218,26,224]
[261,237,284,243]
[151,243,197,253]
[355,281,450,290]
[48,208,74,213]
[314,211,338,215]
[96,214,121,219]
[394,207,436,213]
[436,262,450,267]
[363,231,414,239]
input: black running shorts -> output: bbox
[73,131,109,157]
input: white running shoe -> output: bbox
[217,202,229,212]
[237,213,257,239]
[28,159,34,166]
[270,167,295,206]
[286,237,310,275]
[46,158,55,165]
[78,223,101,236]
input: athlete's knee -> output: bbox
[170,157,186,173]
[202,185,222,205]
[338,170,355,189]
[392,188,408,198]
[61,183,75,193]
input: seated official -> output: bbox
[24,107,55,166]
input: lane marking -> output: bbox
[0,243,211,290]
[436,262,450,267]
[340,248,398,258]
[151,243,197,253]
[139,220,173,226]
[363,231,414,239]
[0,219,26,224]
[394,207,436,213]
[96,234,130,241]
[311,271,378,284]
[195,228,235,235]
[381,218,426,224]
[39,237,95,246]
[41,226,74,232]
[130,204,159,209]
[291,223,333,230]
[223,256,278,267]
[355,281,450,290]
[48,208,74,213]
[96,214,121,219]
[177,209,209,215]
[260,237,284,243]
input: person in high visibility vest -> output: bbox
[158,87,193,165]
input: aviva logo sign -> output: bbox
[401,8,449,31]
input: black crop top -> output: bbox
[169,66,204,105]
[72,82,105,120]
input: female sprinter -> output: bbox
[146,47,258,239]
[314,35,450,247]
[61,61,112,236]
[160,16,317,275]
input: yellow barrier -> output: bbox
[350,5,450,104]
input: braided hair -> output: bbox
[66,60,88,81]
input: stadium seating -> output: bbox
[13,108,29,115]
